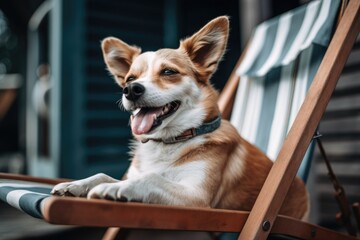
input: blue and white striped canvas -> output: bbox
[230,0,341,180]
[0,180,52,218]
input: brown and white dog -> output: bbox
[52,16,309,220]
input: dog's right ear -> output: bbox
[101,37,141,85]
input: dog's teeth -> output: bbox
[163,106,169,114]
[133,108,141,116]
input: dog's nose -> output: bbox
[123,83,145,101]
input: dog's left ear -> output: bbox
[180,16,229,83]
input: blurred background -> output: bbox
[0,0,359,239]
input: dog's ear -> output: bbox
[180,16,229,83]
[102,37,141,84]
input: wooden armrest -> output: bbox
[43,197,358,240]
[44,197,248,230]
[0,172,71,185]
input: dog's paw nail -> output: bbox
[51,189,61,196]
[104,195,115,201]
[64,191,75,197]
[87,191,99,199]
[119,196,128,202]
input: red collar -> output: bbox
[141,114,222,144]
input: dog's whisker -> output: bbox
[116,99,126,111]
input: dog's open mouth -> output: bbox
[130,101,181,135]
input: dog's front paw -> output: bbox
[87,182,131,201]
[51,181,89,197]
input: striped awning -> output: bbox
[237,0,340,77]
[230,0,341,180]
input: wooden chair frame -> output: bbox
[1,1,360,239]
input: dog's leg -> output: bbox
[51,173,118,197]
[88,173,209,207]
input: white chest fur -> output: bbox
[128,137,206,180]
[124,137,209,205]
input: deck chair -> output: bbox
[1,0,360,239]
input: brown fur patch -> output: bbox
[200,85,220,122]
[150,50,197,89]
[170,119,308,219]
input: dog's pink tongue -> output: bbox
[131,107,162,135]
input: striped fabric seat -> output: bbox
[230,0,341,180]
[0,179,52,218]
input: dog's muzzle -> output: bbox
[123,82,145,101]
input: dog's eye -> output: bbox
[126,75,136,82]
[161,68,178,76]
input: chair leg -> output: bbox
[353,203,360,234]
[0,90,17,119]
[102,227,121,240]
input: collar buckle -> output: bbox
[162,129,196,144]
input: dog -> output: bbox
[52,16,309,220]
